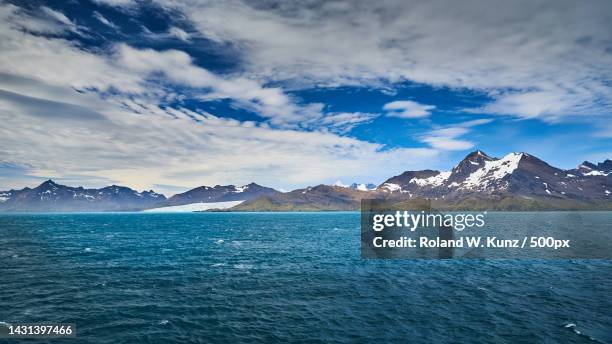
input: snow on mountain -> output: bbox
[575,159,612,176]
[1,151,609,212]
[460,152,523,190]
[143,200,244,212]
[584,170,609,176]
[332,181,377,191]
[165,182,278,206]
[409,171,451,187]
[351,183,377,191]
[0,180,166,212]
[332,180,349,188]
[0,191,11,203]
[379,183,403,192]
[378,150,610,202]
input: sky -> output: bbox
[0,0,611,195]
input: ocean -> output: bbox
[1,212,610,343]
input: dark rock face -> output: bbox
[165,183,279,206]
[0,180,166,212]
[447,150,495,184]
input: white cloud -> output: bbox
[319,112,378,133]
[421,137,474,151]
[40,6,82,35]
[0,3,441,192]
[155,0,612,120]
[420,119,493,151]
[168,27,190,42]
[470,90,597,120]
[383,100,435,118]
[114,44,325,128]
[91,0,136,8]
[93,11,119,30]
[0,85,438,193]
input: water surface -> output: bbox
[1,212,610,343]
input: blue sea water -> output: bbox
[0,212,610,343]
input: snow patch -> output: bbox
[380,183,402,192]
[233,185,248,193]
[409,172,451,187]
[584,170,609,176]
[0,192,9,203]
[332,180,349,188]
[143,200,244,213]
[353,183,374,191]
[543,182,551,194]
[462,153,523,190]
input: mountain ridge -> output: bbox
[235,150,611,211]
[1,151,610,211]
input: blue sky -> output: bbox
[0,0,610,194]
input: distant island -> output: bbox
[1,151,610,212]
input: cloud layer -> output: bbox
[156,0,612,120]
[0,3,439,192]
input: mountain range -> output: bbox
[0,180,166,212]
[0,150,610,212]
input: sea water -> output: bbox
[0,212,610,343]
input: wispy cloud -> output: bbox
[168,27,190,42]
[420,119,493,151]
[93,11,119,30]
[383,100,435,118]
[91,0,136,8]
[40,6,85,35]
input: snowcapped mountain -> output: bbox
[378,151,611,206]
[332,181,377,191]
[0,180,166,212]
[1,151,609,212]
[165,183,279,206]
[236,150,612,211]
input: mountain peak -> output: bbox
[466,150,491,159]
[38,179,60,188]
[458,150,495,164]
[450,150,495,179]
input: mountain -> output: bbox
[0,180,166,212]
[232,184,370,211]
[236,151,611,211]
[1,151,609,212]
[377,151,611,209]
[164,183,279,206]
[572,159,612,176]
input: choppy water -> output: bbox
[1,212,610,343]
